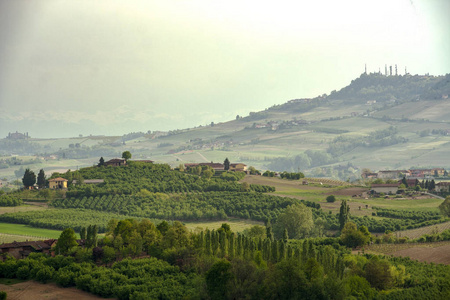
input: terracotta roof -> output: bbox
[106,159,126,163]
[48,177,68,182]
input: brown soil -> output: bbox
[0,281,111,300]
[390,243,450,265]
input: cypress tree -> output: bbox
[37,169,46,189]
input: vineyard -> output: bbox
[395,221,450,239]
[50,192,304,222]
[0,209,163,233]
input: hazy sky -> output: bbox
[0,0,449,138]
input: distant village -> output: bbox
[362,168,450,195]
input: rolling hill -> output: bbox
[1,73,449,181]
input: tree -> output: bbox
[22,168,36,189]
[274,204,314,239]
[401,176,408,188]
[326,195,336,203]
[98,157,105,167]
[122,151,132,161]
[37,169,46,189]
[206,260,233,300]
[439,196,450,217]
[339,200,350,230]
[429,179,436,191]
[224,158,230,171]
[54,228,78,255]
[363,256,393,290]
[340,222,370,248]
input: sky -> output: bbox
[0,0,449,138]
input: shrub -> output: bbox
[326,195,336,203]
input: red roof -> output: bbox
[48,177,68,182]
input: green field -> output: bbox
[0,223,66,240]
[184,218,264,233]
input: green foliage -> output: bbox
[54,228,78,255]
[121,151,132,160]
[61,162,271,198]
[206,260,233,300]
[0,209,156,233]
[22,168,36,188]
[339,200,350,230]
[0,194,22,206]
[340,222,370,248]
[326,195,336,203]
[439,196,450,217]
[37,169,46,188]
[274,204,314,239]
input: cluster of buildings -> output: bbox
[362,168,447,180]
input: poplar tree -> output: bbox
[339,200,350,230]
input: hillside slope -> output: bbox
[1,73,449,181]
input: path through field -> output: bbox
[0,281,109,300]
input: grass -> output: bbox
[0,205,46,215]
[0,223,65,239]
[183,218,263,233]
[355,197,442,212]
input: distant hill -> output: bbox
[1,73,449,182]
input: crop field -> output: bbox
[394,221,450,239]
[0,223,64,239]
[183,218,263,233]
[364,241,450,265]
[0,204,46,215]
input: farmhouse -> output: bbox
[229,163,247,172]
[105,158,127,167]
[48,177,68,189]
[432,168,446,177]
[397,179,419,187]
[0,239,56,260]
[371,184,399,195]
[435,182,450,193]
